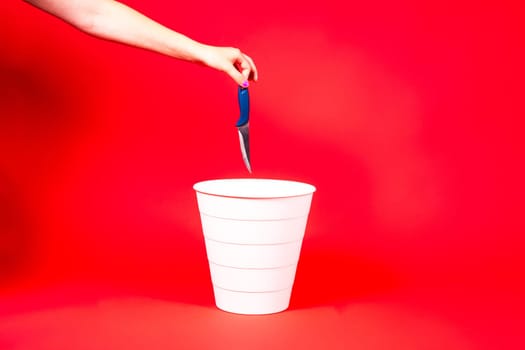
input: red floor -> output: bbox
[1,277,523,349]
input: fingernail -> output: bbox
[242,81,249,87]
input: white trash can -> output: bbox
[193,178,316,315]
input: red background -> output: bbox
[1,0,524,349]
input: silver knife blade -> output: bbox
[237,122,251,173]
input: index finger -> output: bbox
[242,54,258,81]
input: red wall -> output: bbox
[1,0,524,333]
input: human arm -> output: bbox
[24,0,258,86]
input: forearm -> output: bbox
[24,0,206,63]
[24,0,258,86]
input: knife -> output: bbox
[236,86,251,173]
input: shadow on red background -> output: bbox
[0,173,36,284]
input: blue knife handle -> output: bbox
[236,86,250,127]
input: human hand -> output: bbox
[198,45,258,87]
